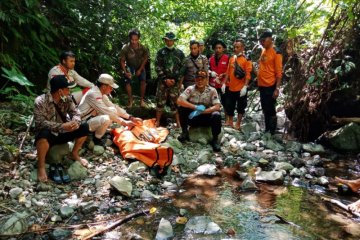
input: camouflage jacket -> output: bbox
[155,47,185,83]
[34,93,81,135]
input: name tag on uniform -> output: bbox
[221,61,227,64]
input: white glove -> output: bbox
[210,71,217,78]
[215,77,221,84]
[221,84,226,94]
[240,86,247,97]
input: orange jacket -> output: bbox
[257,47,283,87]
[226,54,252,92]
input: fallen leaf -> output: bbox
[176,216,188,224]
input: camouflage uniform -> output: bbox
[155,47,185,110]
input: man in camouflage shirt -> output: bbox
[155,32,185,127]
[34,75,90,182]
[180,40,209,88]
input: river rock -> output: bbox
[262,134,284,151]
[324,123,360,151]
[67,161,88,180]
[50,228,72,240]
[236,171,248,180]
[274,162,294,172]
[185,216,212,234]
[141,190,159,201]
[109,176,132,197]
[155,218,173,240]
[255,170,284,184]
[60,206,74,218]
[241,122,260,138]
[302,143,325,154]
[195,164,217,175]
[244,143,257,151]
[9,187,23,199]
[196,150,212,164]
[0,149,14,163]
[204,222,222,234]
[189,127,212,144]
[164,138,183,153]
[128,161,147,172]
[240,177,258,190]
[46,143,70,164]
[290,157,305,168]
[309,167,325,177]
[93,145,105,155]
[51,215,62,222]
[0,211,29,235]
[285,141,302,153]
[290,168,302,177]
[317,176,329,186]
[80,201,99,214]
[258,158,269,167]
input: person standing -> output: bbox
[257,31,283,134]
[225,39,252,129]
[119,28,149,107]
[48,51,94,104]
[208,40,229,124]
[155,32,185,127]
[180,40,209,89]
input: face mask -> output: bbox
[166,45,174,50]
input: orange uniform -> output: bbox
[257,47,283,87]
[227,54,252,92]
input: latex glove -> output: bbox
[215,77,221,84]
[210,71,217,78]
[195,105,206,112]
[189,110,202,119]
[240,86,247,97]
[221,84,226,94]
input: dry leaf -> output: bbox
[176,216,188,224]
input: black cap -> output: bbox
[50,75,70,93]
[212,40,227,50]
[163,32,177,40]
[259,31,273,40]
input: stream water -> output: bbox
[116,158,360,240]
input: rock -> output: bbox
[262,134,284,151]
[196,150,212,164]
[309,167,325,177]
[285,141,302,153]
[195,164,217,175]
[204,222,222,235]
[290,158,305,168]
[9,187,23,199]
[189,127,212,144]
[80,201,99,214]
[302,152,311,158]
[141,190,159,201]
[128,162,147,172]
[50,228,72,240]
[290,168,302,177]
[46,143,70,164]
[302,143,325,154]
[241,122,260,138]
[60,206,74,218]
[240,178,258,190]
[51,215,62,222]
[36,182,52,192]
[236,171,248,180]
[109,176,132,197]
[93,145,105,155]
[256,171,284,184]
[185,216,212,234]
[161,181,178,191]
[0,211,29,235]
[164,138,183,153]
[104,231,122,240]
[155,218,173,240]
[317,176,329,186]
[244,143,257,151]
[67,161,88,180]
[325,123,360,151]
[258,158,269,167]
[0,150,15,163]
[274,162,294,172]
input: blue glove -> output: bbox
[195,105,206,112]
[189,110,202,119]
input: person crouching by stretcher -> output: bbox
[78,73,142,145]
[48,51,94,105]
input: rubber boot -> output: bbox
[269,116,277,135]
[211,135,221,152]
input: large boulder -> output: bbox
[46,143,70,164]
[302,143,325,154]
[255,170,284,184]
[0,211,29,235]
[155,218,173,240]
[67,161,88,180]
[324,123,360,151]
[189,127,223,144]
[109,176,132,197]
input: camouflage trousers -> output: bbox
[156,82,180,111]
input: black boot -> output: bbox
[211,135,221,152]
[269,116,277,135]
[178,131,189,143]
[264,114,270,133]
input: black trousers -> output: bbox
[226,90,247,116]
[35,122,89,146]
[178,107,221,138]
[259,85,277,132]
